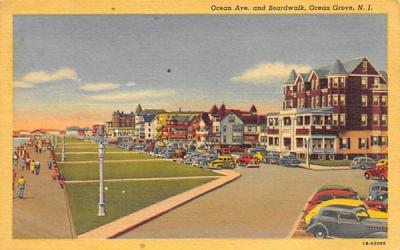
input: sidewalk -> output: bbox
[56,151,141,155]
[298,163,351,171]
[13,148,74,239]
[78,170,241,239]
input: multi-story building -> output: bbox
[134,104,166,141]
[161,115,192,142]
[207,104,266,146]
[105,110,135,137]
[187,113,212,146]
[267,57,388,160]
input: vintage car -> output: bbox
[365,192,388,212]
[199,155,218,168]
[303,198,388,225]
[183,152,201,164]
[236,154,260,168]
[277,155,300,167]
[263,152,280,164]
[351,157,376,170]
[304,189,361,214]
[375,159,388,167]
[369,182,388,198]
[304,207,387,239]
[364,165,388,182]
[316,185,355,193]
[208,155,236,169]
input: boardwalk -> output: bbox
[13,148,74,239]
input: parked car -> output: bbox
[351,157,376,170]
[304,189,361,214]
[208,156,236,169]
[183,152,201,164]
[277,155,300,167]
[199,155,218,168]
[219,148,231,155]
[304,206,387,239]
[303,198,388,225]
[163,149,176,159]
[365,192,388,212]
[236,154,260,168]
[364,165,388,182]
[368,182,388,198]
[316,185,355,193]
[192,154,208,166]
[263,152,280,164]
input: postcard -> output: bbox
[0,0,399,249]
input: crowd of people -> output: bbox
[13,136,65,199]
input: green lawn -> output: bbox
[66,178,215,234]
[56,146,125,153]
[57,152,151,162]
[57,137,91,144]
[300,159,352,166]
[60,161,220,180]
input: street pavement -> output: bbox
[118,164,375,238]
[13,149,74,239]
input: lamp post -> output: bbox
[61,135,65,162]
[98,141,106,216]
[306,138,310,168]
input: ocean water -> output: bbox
[13,137,29,148]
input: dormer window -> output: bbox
[362,61,368,72]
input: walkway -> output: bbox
[13,148,74,239]
[60,159,168,164]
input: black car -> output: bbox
[305,207,387,239]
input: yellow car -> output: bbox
[254,151,265,161]
[208,156,236,169]
[304,198,388,225]
[376,159,388,167]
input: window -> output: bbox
[223,126,227,132]
[381,96,387,106]
[333,77,339,88]
[268,118,273,126]
[283,117,291,126]
[361,95,368,107]
[372,136,380,146]
[332,114,339,126]
[297,116,303,126]
[361,76,368,88]
[340,138,350,149]
[373,114,380,126]
[325,139,335,148]
[339,114,346,125]
[382,136,387,146]
[333,94,339,106]
[381,115,387,126]
[361,114,368,126]
[373,95,380,106]
[339,77,346,88]
[362,61,368,72]
[223,136,226,143]
[339,94,346,106]
[315,96,320,107]
[321,96,326,107]
[322,210,338,218]
[374,77,380,85]
[339,212,357,221]
[228,115,235,123]
[358,138,369,149]
[327,95,332,106]
[215,126,220,132]
[304,116,310,125]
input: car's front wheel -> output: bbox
[364,173,371,180]
[313,227,328,239]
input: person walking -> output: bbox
[20,157,25,171]
[13,153,18,166]
[35,161,41,175]
[17,176,26,198]
[30,160,35,174]
[47,158,52,170]
[25,158,30,171]
[58,171,65,189]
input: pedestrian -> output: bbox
[17,176,26,198]
[35,161,41,175]
[25,158,30,171]
[47,158,52,170]
[20,157,25,171]
[52,167,58,180]
[12,168,17,190]
[58,171,65,189]
[13,153,18,166]
[30,160,35,174]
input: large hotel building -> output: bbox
[266,57,388,160]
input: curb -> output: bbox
[78,170,241,239]
[298,164,351,171]
[287,191,316,238]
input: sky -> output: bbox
[13,15,387,130]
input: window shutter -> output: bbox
[366,138,369,149]
[347,138,351,149]
[358,138,361,149]
[370,136,373,146]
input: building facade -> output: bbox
[267,57,388,160]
